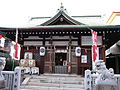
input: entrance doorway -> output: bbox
[55,53,67,74]
[55,53,67,66]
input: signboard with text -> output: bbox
[81,55,87,63]
[81,36,102,46]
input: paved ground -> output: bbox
[20,74,84,90]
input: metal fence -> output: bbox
[85,69,120,90]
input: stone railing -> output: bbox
[85,69,120,90]
[2,71,14,90]
[2,67,24,90]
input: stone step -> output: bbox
[21,74,84,90]
[30,74,84,81]
[20,85,84,90]
[31,76,83,79]
[29,77,84,84]
[42,73,78,76]
[31,77,83,80]
[29,80,83,85]
[27,82,84,88]
[32,75,81,78]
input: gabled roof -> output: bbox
[40,5,85,26]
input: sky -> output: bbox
[0,0,120,27]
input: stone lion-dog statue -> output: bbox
[94,60,117,85]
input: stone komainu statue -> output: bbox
[94,60,116,85]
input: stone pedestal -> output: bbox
[94,84,118,90]
[0,57,7,90]
[0,80,5,88]
[0,80,8,90]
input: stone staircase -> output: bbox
[20,74,84,90]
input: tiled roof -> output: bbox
[39,5,85,26]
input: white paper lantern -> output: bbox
[75,47,81,56]
[40,47,45,56]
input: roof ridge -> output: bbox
[40,5,85,26]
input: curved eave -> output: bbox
[0,25,120,31]
[40,10,85,26]
[40,11,62,26]
[61,11,85,25]
[24,25,120,29]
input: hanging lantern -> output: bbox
[40,47,45,56]
[75,47,81,56]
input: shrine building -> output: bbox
[0,5,120,75]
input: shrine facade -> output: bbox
[0,5,120,75]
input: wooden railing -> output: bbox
[2,67,24,90]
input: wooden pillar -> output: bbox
[43,36,45,46]
[40,56,45,74]
[49,35,53,73]
[77,57,81,75]
[68,36,72,74]
[20,31,24,47]
[102,45,106,62]
[68,45,71,62]
[39,36,45,74]
[77,36,81,75]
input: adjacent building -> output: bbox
[106,12,120,74]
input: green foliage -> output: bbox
[4,57,19,71]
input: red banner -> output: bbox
[15,42,18,59]
[0,35,2,38]
[92,31,98,62]
[0,34,5,47]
